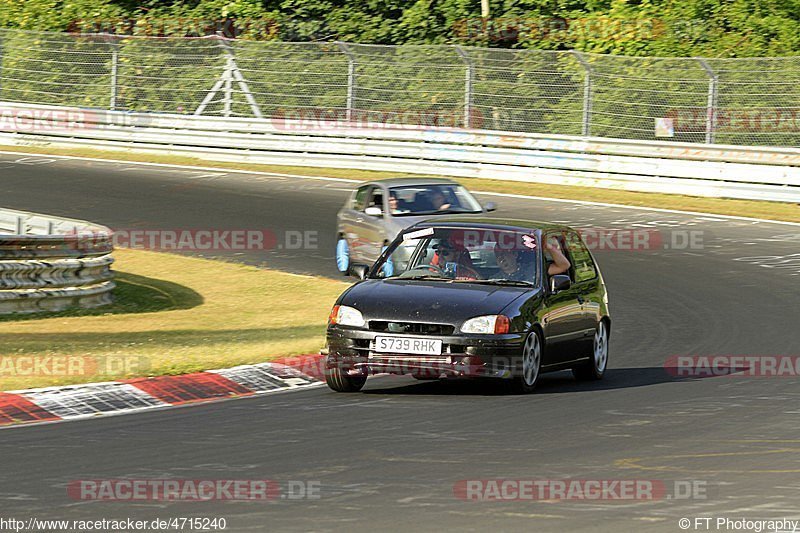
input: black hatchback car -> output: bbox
[325,218,611,393]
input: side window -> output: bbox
[565,232,597,283]
[353,185,371,211]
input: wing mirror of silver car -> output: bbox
[483,202,497,212]
[364,206,383,217]
[550,274,571,293]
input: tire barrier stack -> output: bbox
[0,208,115,314]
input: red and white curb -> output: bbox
[0,354,325,428]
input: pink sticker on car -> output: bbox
[522,235,537,249]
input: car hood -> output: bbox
[340,279,535,324]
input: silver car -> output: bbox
[335,178,495,275]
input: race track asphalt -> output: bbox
[1,152,799,532]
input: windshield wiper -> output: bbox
[392,275,449,281]
[400,209,482,216]
[457,279,536,287]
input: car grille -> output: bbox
[349,339,466,357]
[367,354,453,364]
[368,321,455,336]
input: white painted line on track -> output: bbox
[476,191,800,228]
[0,150,358,184]
[2,149,798,227]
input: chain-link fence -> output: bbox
[2,28,800,147]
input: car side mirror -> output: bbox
[483,202,497,212]
[350,264,368,280]
[550,274,571,293]
[364,206,383,217]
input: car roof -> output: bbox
[366,177,459,187]
[411,216,575,233]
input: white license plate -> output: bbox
[374,336,443,355]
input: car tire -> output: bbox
[573,320,609,381]
[325,362,367,392]
[335,237,350,275]
[510,330,542,394]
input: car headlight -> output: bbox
[460,315,510,334]
[328,305,366,327]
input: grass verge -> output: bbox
[0,248,348,391]
[1,144,798,223]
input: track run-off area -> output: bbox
[0,152,799,532]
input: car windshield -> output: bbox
[387,184,482,216]
[372,227,540,285]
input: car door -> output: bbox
[352,186,387,264]
[564,231,601,353]
[540,232,585,366]
[339,184,372,263]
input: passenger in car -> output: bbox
[546,238,571,276]
[388,191,410,214]
[494,246,535,281]
[430,190,451,211]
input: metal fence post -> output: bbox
[572,51,592,137]
[224,39,263,118]
[697,58,717,144]
[455,46,474,129]
[223,59,233,118]
[109,41,119,110]
[336,42,356,122]
[195,33,263,118]
[0,32,4,97]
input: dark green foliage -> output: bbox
[3,0,800,57]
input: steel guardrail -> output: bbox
[0,102,799,203]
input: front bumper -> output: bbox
[326,325,526,379]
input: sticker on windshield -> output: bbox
[522,234,537,249]
[403,227,435,241]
